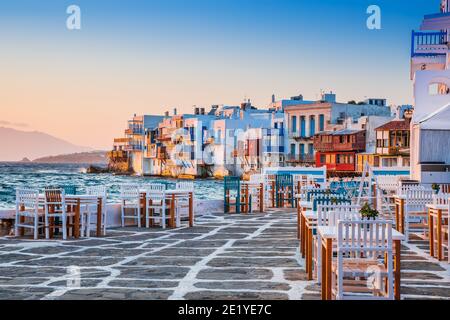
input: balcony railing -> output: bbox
[411,30,447,57]
[124,144,144,151]
[314,141,365,152]
[285,154,315,163]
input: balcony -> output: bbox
[285,154,315,164]
[289,132,309,140]
[411,31,447,57]
[124,144,144,151]
[314,141,364,153]
[114,138,131,144]
[107,150,128,159]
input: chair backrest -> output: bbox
[376,175,400,192]
[145,183,166,193]
[175,181,193,191]
[326,210,360,227]
[405,189,434,208]
[432,192,450,205]
[16,188,39,210]
[337,219,393,258]
[86,185,107,198]
[312,194,350,211]
[317,204,361,226]
[61,185,77,195]
[224,176,241,192]
[119,184,140,200]
[44,188,65,205]
[276,174,293,189]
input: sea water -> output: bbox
[0,163,223,209]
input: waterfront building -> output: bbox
[410,0,450,183]
[108,114,164,175]
[374,117,411,168]
[284,92,391,167]
[313,129,366,174]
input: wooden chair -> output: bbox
[332,220,394,300]
[44,188,76,240]
[15,188,44,239]
[120,184,141,227]
[84,186,108,236]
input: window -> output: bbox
[290,144,296,156]
[319,114,325,131]
[300,116,306,137]
[291,116,297,133]
[310,116,316,136]
[429,82,450,95]
[320,154,326,164]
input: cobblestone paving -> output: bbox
[0,209,448,300]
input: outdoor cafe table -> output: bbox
[31,194,104,238]
[301,209,319,280]
[427,203,449,261]
[317,226,405,300]
[139,189,194,228]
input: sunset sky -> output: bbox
[0,0,438,150]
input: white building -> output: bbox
[410,0,450,183]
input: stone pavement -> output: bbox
[0,209,448,300]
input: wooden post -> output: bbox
[321,239,327,300]
[271,181,275,208]
[19,205,25,236]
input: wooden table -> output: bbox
[427,203,448,261]
[140,189,194,228]
[317,226,405,300]
[394,195,406,234]
[32,194,103,239]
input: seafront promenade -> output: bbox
[0,208,448,300]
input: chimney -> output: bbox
[194,107,199,115]
[164,111,169,117]
[271,94,275,103]
[173,108,177,116]
[200,108,205,115]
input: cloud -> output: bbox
[0,120,29,128]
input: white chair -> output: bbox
[175,181,194,227]
[120,184,141,227]
[146,190,168,228]
[404,188,434,241]
[15,188,44,239]
[84,186,108,237]
[332,220,394,300]
[314,204,361,283]
[44,188,76,240]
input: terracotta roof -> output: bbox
[375,120,410,131]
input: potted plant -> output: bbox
[431,183,440,194]
[359,203,379,229]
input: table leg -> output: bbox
[74,199,81,238]
[19,205,25,236]
[301,213,306,258]
[96,198,102,237]
[429,209,434,258]
[437,209,443,261]
[271,181,275,208]
[321,239,327,300]
[325,238,332,300]
[395,201,400,231]
[297,205,301,240]
[307,225,313,280]
[394,239,401,300]
[170,194,175,228]
[259,183,264,213]
[400,199,405,235]
[189,192,194,227]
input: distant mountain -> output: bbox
[33,151,108,164]
[0,127,93,161]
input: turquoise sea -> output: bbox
[0,163,223,209]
